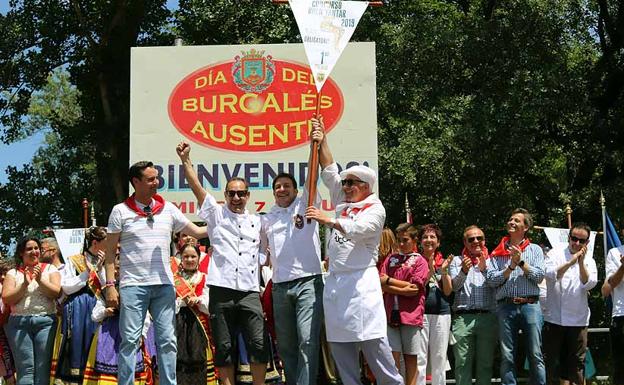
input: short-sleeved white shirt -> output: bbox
[261,191,322,284]
[107,199,190,287]
[198,194,263,292]
[607,246,624,318]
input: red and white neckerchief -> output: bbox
[17,262,49,280]
[461,246,490,266]
[123,193,166,217]
[490,236,530,257]
[340,203,374,218]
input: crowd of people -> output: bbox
[0,115,622,385]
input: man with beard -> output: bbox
[305,118,404,385]
[449,225,496,385]
[486,209,546,385]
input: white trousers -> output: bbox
[330,337,404,385]
[415,313,451,385]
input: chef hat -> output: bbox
[339,165,377,188]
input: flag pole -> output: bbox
[82,198,89,229]
[405,192,412,224]
[601,191,607,259]
[307,91,322,223]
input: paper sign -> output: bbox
[54,228,85,276]
[289,0,368,92]
[543,227,597,260]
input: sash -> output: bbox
[123,194,165,217]
[174,272,212,343]
[70,253,103,300]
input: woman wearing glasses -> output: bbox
[2,236,61,385]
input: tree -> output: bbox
[0,1,173,250]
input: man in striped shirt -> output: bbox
[486,208,546,385]
[104,161,208,385]
[450,225,497,385]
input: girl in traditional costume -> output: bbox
[172,233,211,274]
[173,244,216,385]
[82,256,156,385]
[51,226,107,385]
[2,236,61,385]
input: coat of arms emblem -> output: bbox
[232,49,276,93]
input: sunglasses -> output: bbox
[341,179,366,187]
[466,236,484,243]
[143,206,154,224]
[226,190,248,198]
[570,236,588,244]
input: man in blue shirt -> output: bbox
[486,208,546,385]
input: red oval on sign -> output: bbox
[168,55,344,152]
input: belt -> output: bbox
[502,296,539,305]
[455,309,490,315]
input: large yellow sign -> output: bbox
[130,43,377,219]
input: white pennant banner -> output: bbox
[289,0,368,92]
[542,227,597,260]
[54,228,86,276]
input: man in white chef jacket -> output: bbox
[306,117,404,385]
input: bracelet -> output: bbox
[508,265,516,271]
[385,276,391,285]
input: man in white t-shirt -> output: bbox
[176,143,269,385]
[262,136,323,385]
[104,161,208,385]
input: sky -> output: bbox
[0,0,179,184]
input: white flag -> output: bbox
[543,227,597,260]
[289,0,368,92]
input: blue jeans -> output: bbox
[119,284,177,385]
[272,275,323,385]
[497,302,545,385]
[4,314,57,385]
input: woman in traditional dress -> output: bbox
[2,236,61,385]
[51,226,107,384]
[173,243,216,385]
[0,258,16,384]
[82,255,156,385]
